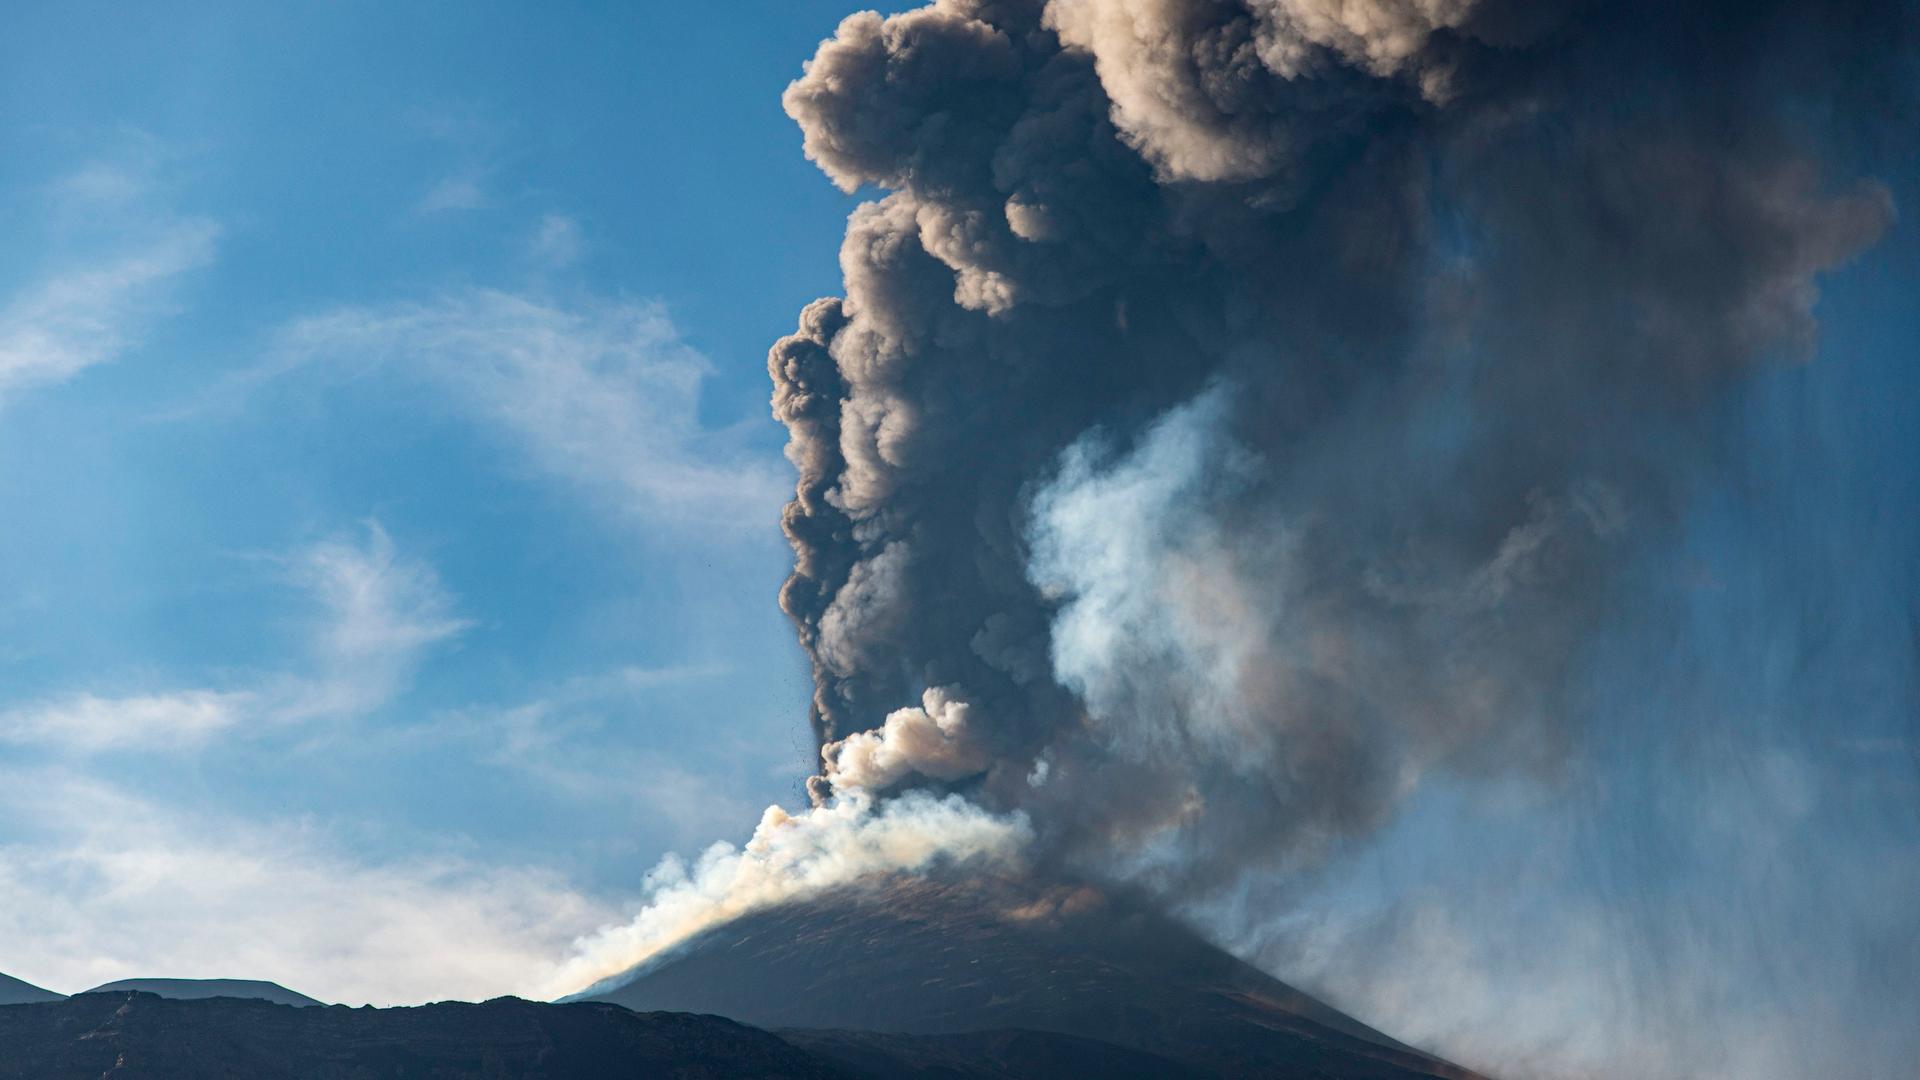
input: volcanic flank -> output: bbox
[590,875,1482,1080]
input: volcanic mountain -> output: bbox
[588,875,1484,1080]
[0,972,62,1006]
[80,978,322,1007]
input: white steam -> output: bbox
[543,789,1029,999]
[821,686,995,793]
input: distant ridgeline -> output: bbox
[0,973,61,1007]
[78,978,323,1008]
[0,994,842,1080]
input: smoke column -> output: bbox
[567,2,1920,1076]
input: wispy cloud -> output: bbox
[48,161,153,207]
[0,690,255,753]
[417,663,765,847]
[528,213,585,267]
[403,103,507,215]
[0,523,466,753]
[0,220,217,406]
[209,289,784,531]
[416,172,490,213]
[0,768,615,1005]
[278,521,474,720]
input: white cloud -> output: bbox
[403,104,506,216]
[0,523,467,753]
[0,220,218,406]
[0,769,616,1006]
[48,162,151,207]
[420,665,765,849]
[260,290,785,531]
[417,172,489,213]
[0,690,255,752]
[277,521,473,720]
[529,213,585,267]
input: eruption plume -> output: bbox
[568,2,1919,1075]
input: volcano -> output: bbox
[587,875,1484,1080]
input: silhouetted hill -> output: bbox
[82,978,322,1007]
[0,972,62,1006]
[589,875,1485,1080]
[0,992,844,1079]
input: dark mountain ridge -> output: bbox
[0,991,1191,1079]
[0,992,842,1080]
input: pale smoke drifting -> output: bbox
[575,0,1914,1073]
[549,691,1017,993]
[545,666,1018,999]
[545,791,1027,999]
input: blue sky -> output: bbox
[0,1,915,1004]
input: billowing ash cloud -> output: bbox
[775,0,1896,860]
[748,0,1918,1074]
[1041,0,1571,182]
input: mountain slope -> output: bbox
[589,875,1484,1080]
[0,992,844,1079]
[82,978,322,1007]
[0,972,62,1005]
[781,1026,1211,1079]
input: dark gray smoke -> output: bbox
[758,0,1916,1074]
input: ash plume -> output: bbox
[776,0,1900,865]
[570,2,1918,1075]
